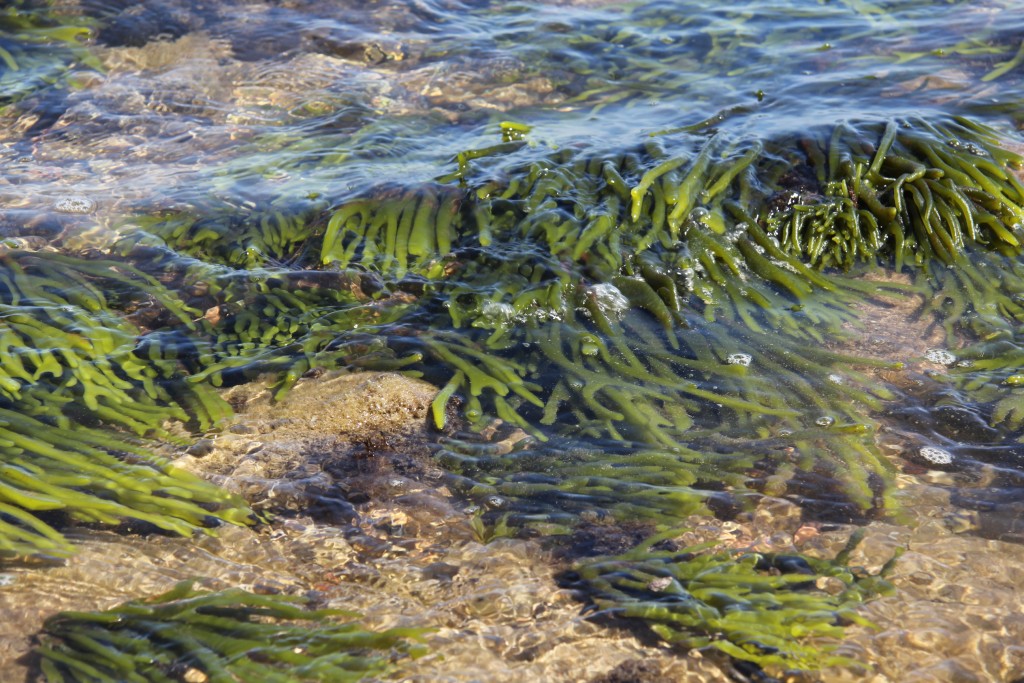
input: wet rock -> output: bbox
[589,659,664,683]
[96,5,193,48]
[932,405,1000,442]
[185,438,214,457]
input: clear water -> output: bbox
[3,0,1024,680]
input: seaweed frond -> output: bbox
[33,581,430,682]
[562,530,896,672]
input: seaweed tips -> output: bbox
[766,118,1024,272]
[32,581,430,682]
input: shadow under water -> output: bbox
[2,0,1024,680]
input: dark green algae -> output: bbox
[3,0,1024,678]
[32,581,430,683]
[11,112,1024,676]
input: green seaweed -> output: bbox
[7,111,1019,562]
[0,2,99,110]
[2,0,1024,674]
[0,222,421,558]
[765,118,1024,272]
[0,411,253,562]
[33,581,430,682]
[562,529,897,671]
[77,112,1005,534]
[0,251,256,561]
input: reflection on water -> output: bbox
[3,0,1024,680]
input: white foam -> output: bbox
[919,446,953,465]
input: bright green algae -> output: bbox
[33,582,430,682]
[0,2,98,111]
[0,251,255,561]
[37,114,1011,671]
[561,529,898,670]
[3,0,1024,677]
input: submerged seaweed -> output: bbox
[304,116,1021,524]
[3,110,1022,672]
[561,529,897,671]
[0,251,255,561]
[4,0,1024,675]
[32,581,430,682]
[0,3,99,116]
[4,110,1021,630]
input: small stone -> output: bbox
[909,571,935,586]
[647,576,672,592]
[182,668,208,683]
[793,525,819,546]
[422,562,460,582]
[815,576,847,595]
[186,439,215,457]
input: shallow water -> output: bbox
[3,0,1024,681]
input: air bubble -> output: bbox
[919,446,953,466]
[924,348,957,366]
[481,301,515,322]
[54,196,94,214]
[815,416,835,427]
[726,353,752,367]
[587,283,629,321]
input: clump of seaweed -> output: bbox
[408,116,1020,514]
[0,410,252,562]
[766,117,1024,272]
[306,125,926,518]
[14,111,1016,559]
[130,197,329,271]
[0,250,215,434]
[0,219,427,558]
[0,2,99,110]
[33,581,430,682]
[0,250,255,561]
[561,530,897,672]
